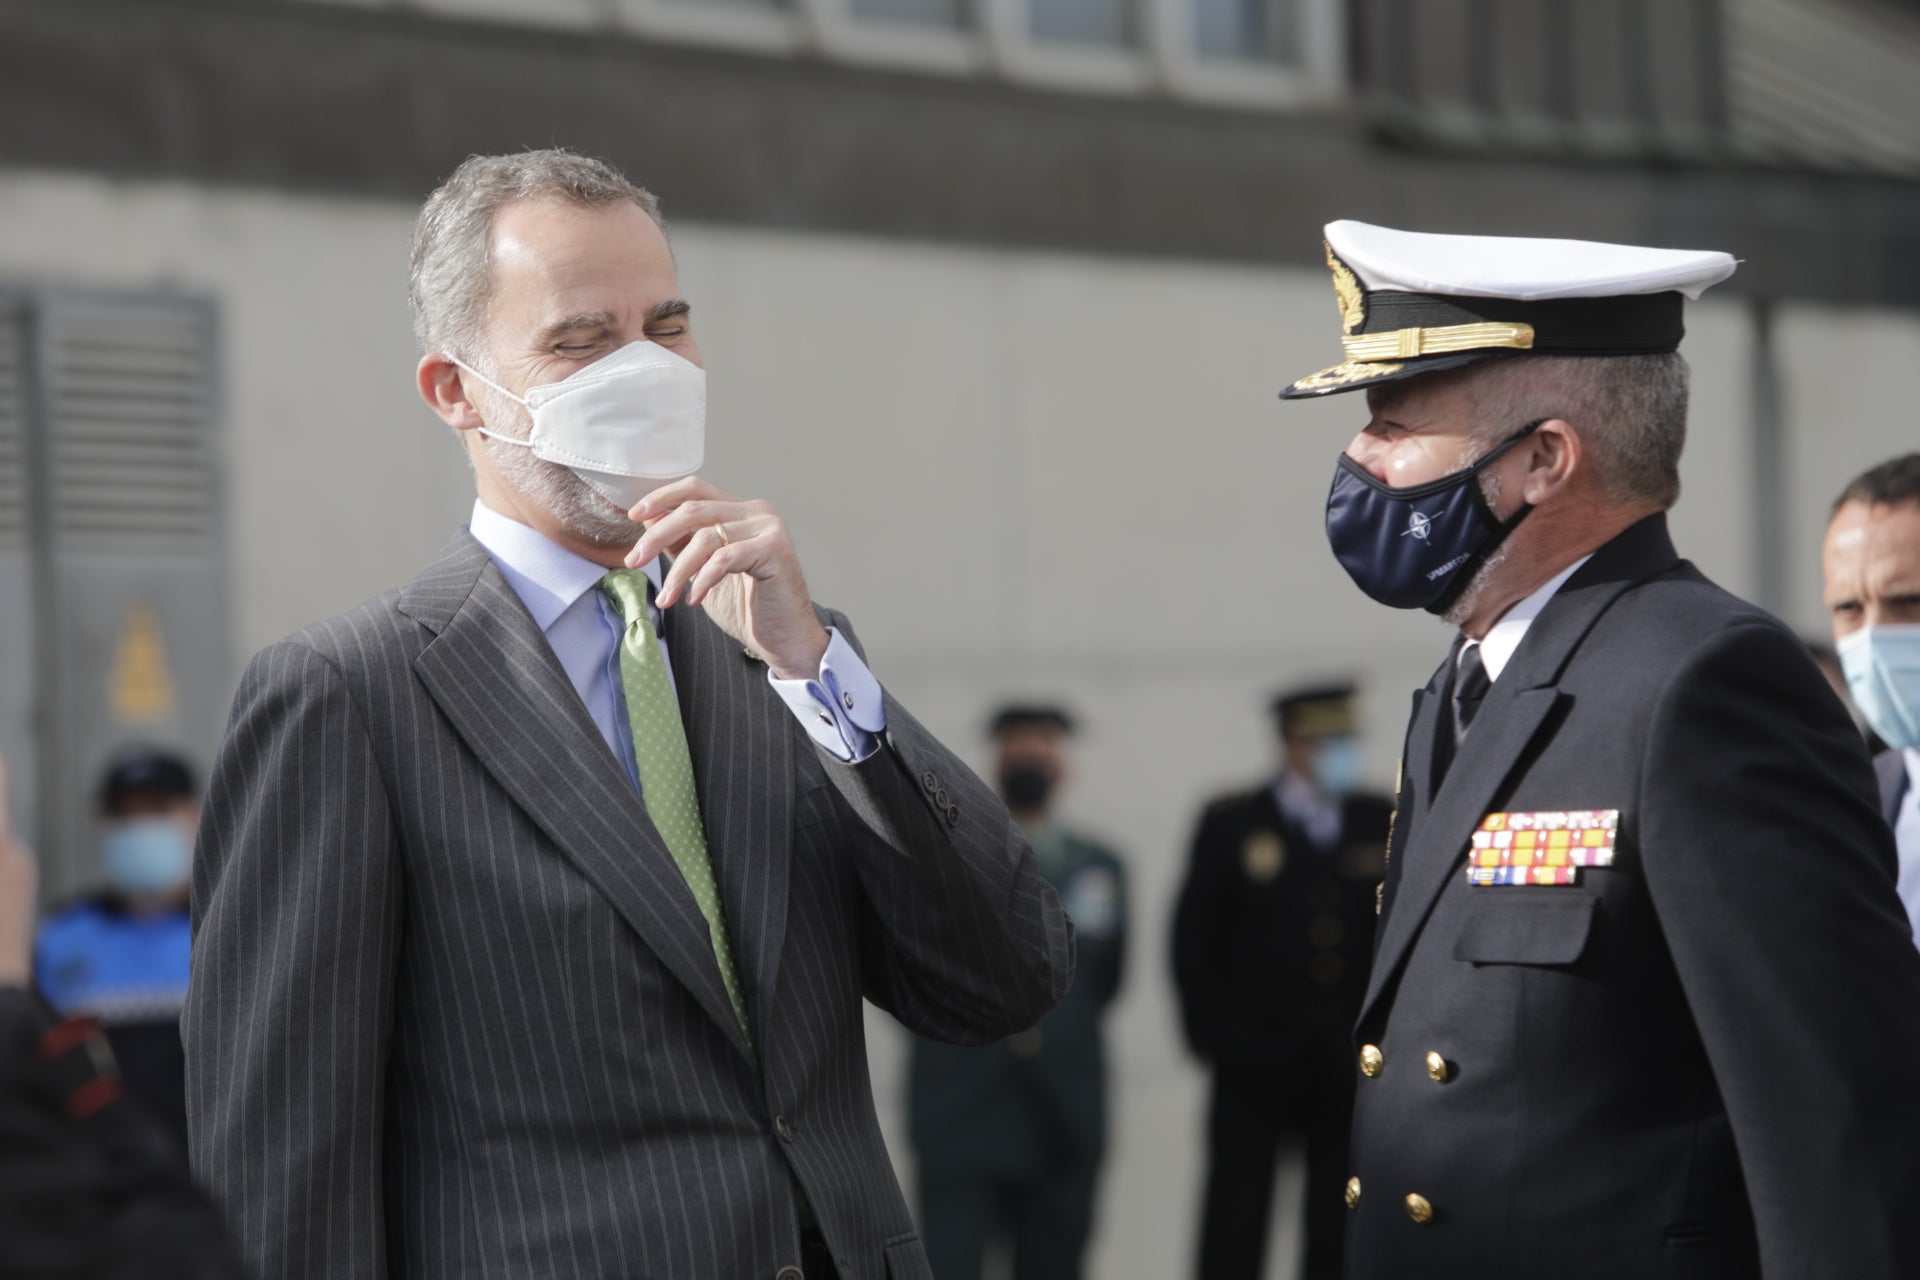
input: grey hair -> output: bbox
[1462,353,1691,510]
[408,149,665,361]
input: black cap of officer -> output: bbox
[988,704,1076,738]
[98,745,198,814]
[1270,684,1357,739]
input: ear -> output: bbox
[417,353,486,433]
[1517,419,1580,506]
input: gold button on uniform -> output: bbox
[1345,1177,1362,1210]
[1426,1051,1449,1082]
[1359,1044,1384,1077]
[1405,1193,1434,1224]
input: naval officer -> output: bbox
[1172,685,1391,1280]
[1281,221,1920,1277]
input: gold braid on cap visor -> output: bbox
[1341,321,1536,362]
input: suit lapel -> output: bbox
[1358,514,1682,1026]
[657,597,795,1030]
[400,533,754,1060]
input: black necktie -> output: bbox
[1453,642,1492,742]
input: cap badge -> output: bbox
[1326,241,1366,335]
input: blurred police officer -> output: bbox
[1172,685,1391,1280]
[1823,452,1920,941]
[1282,221,1920,1276]
[909,706,1127,1280]
[35,746,198,1159]
[2,757,247,1280]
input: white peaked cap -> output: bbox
[1281,221,1739,398]
[1325,220,1738,302]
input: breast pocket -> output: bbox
[883,1234,934,1280]
[1452,893,1598,967]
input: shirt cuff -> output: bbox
[768,627,887,762]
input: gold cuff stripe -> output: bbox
[1342,321,1535,363]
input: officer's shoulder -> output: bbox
[35,894,118,945]
[1606,564,1800,667]
[1060,827,1126,871]
[1199,784,1272,822]
[1343,791,1397,823]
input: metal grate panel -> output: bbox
[0,307,27,553]
[41,301,218,554]
[1726,0,1920,177]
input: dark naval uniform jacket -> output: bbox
[1348,514,1920,1279]
[1173,784,1391,1074]
[909,827,1126,1174]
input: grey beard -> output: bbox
[1440,543,1510,628]
[1438,467,1508,629]
[474,394,640,550]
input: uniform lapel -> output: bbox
[1374,669,1445,937]
[657,596,795,1031]
[1357,514,1681,1027]
[400,532,753,1060]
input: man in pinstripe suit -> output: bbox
[183,151,1073,1280]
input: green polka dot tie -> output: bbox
[600,569,752,1045]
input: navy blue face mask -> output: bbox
[1324,420,1544,613]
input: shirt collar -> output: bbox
[1470,554,1593,683]
[467,499,661,632]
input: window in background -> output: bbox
[1195,0,1301,63]
[851,0,967,26]
[1029,0,1133,47]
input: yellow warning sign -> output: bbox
[111,603,175,723]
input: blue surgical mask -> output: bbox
[1312,735,1365,798]
[101,818,192,898]
[1837,624,1920,752]
[1324,421,1543,613]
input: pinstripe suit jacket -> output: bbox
[183,530,1073,1280]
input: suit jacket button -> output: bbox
[1345,1176,1362,1210]
[935,788,951,808]
[1405,1193,1434,1224]
[922,771,938,792]
[947,805,960,826]
[775,1115,795,1143]
[1358,1044,1384,1077]
[776,1269,805,1280]
[1426,1051,1450,1082]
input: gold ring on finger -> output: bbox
[714,523,732,546]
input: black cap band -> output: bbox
[1358,290,1686,356]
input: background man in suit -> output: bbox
[907,705,1126,1280]
[1171,685,1391,1280]
[1823,452,1920,942]
[184,150,1072,1280]
[1282,221,1920,1276]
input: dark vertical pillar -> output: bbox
[1748,297,1788,615]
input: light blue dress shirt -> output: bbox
[467,501,884,777]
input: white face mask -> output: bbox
[1837,624,1920,753]
[452,340,706,511]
